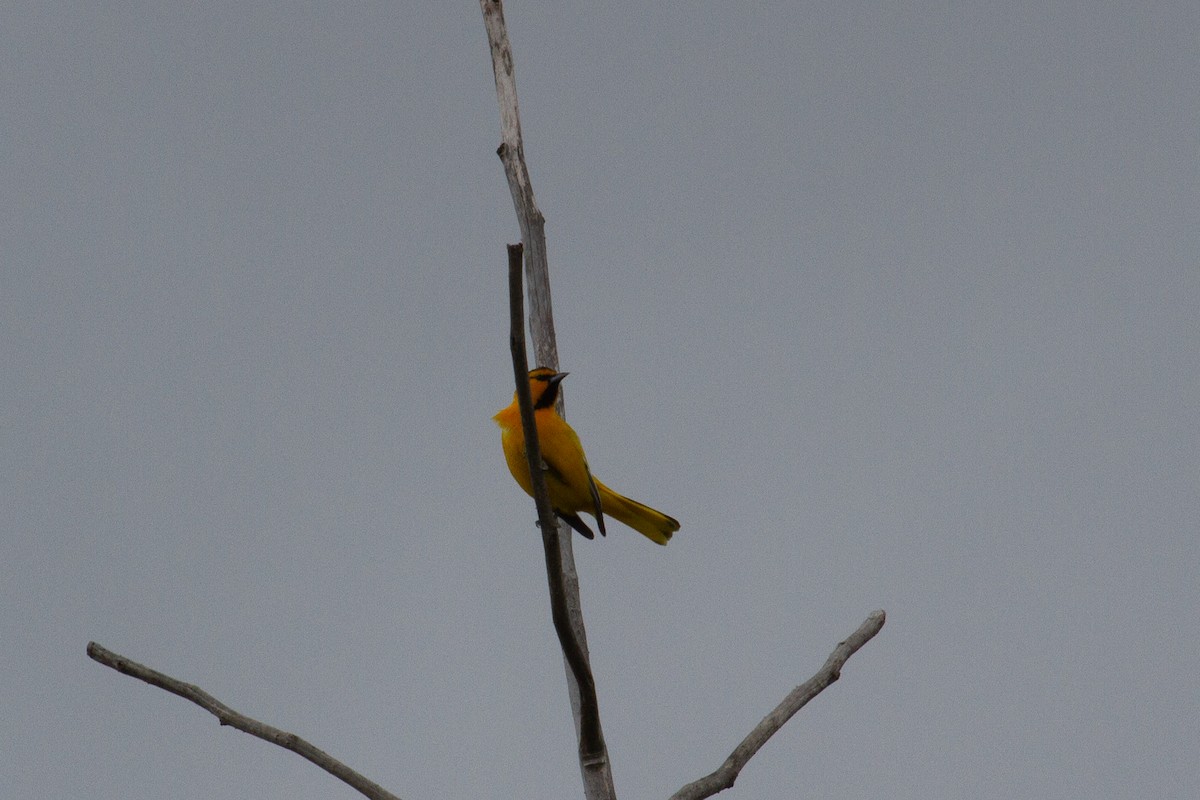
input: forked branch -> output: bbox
[483,1,615,797]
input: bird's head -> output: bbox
[527,367,568,410]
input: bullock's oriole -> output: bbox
[493,368,679,545]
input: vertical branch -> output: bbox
[483,3,616,798]
[481,0,558,369]
[506,246,606,762]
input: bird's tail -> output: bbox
[595,480,679,545]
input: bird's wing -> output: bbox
[537,449,607,538]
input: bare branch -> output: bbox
[483,2,615,798]
[480,0,558,370]
[86,642,402,800]
[506,245,607,763]
[670,611,887,800]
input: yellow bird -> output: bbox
[494,367,680,545]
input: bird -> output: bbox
[493,367,680,545]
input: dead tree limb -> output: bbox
[670,610,887,800]
[480,0,557,370]
[505,244,607,765]
[86,642,402,800]
[482,2,616,798]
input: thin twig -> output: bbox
[670,610,887,800]
[506,245,606,761]
[86,642,402,800]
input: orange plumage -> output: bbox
[493,368,679,545]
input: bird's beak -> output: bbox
[549,371,569,386]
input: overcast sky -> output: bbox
[5,3,1198,799]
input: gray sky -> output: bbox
[5,2,1198,798]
